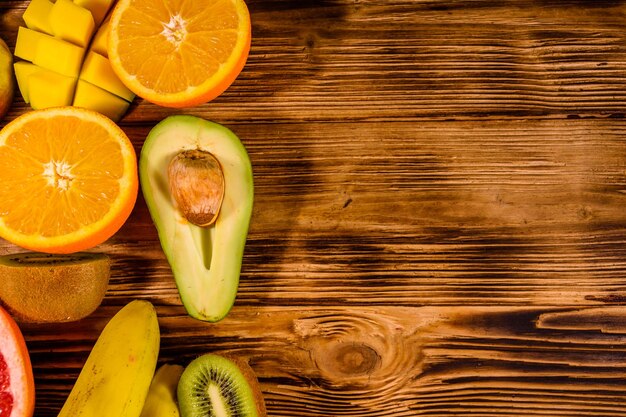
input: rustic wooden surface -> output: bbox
[3,0,626,416]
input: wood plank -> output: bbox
[8,118,617,308]
[21,305,626,416]
[2,0,626,123]
[1,117,623,315]
[5,118,626,306]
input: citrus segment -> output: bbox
[0,107,138,254]
[108,0,251,107]
[0,355,14,416]
[0,305,35,417]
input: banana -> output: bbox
[58,300,160,417]
[139,364,184,417]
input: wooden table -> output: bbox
[3,1,626,416]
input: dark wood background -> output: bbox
[3,0,626,415]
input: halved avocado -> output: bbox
[139,115,254,322]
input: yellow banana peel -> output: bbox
[58,300,160,417]
[139,364,184,417]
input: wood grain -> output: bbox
[3,0,626,123]
[21,305,626,416]
[2,0,626,416]
[105,120,626,308]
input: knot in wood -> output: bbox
[333,342,380,376]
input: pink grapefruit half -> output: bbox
[0,305,34,417]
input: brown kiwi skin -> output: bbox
[0,252,110,323]
[222,355,267,417]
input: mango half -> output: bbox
[139,115,254,322]
[13,0,133,121]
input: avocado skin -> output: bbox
[139,115,254,322]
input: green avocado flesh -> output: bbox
[139,115,254,322]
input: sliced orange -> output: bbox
[108,0,251,108]
[0,107,138,254]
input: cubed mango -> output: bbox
[22,0,54,35]
[74,0,115,27]
[13,61,40,103]
[15,0,134,120]
[80,51,134,101]
[73,80,131,122]
[33,35,85,77]
[14,26,47,62]
[50,0,95,47]
[90,16,110,57]
[29,68,77,109]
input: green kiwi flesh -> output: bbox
[0,252,110,323]
[178,354,266,417]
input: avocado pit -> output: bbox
[168,149,225,227]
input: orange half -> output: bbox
[108,0,251,108]
[0,107,138,254]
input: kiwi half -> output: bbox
[178,354,266,417]
[0,252,110,323]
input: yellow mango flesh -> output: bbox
[13,0,132,121]
[80,51,134,102]
[74,80,131,122]
[22,0,54,35]
[13,61,39,103]
[14,27,46,62]
[74,0,115,27]
[90,18,109,57]
[33,35,85,77]
[29,68,76,109]
[50,0,95,48]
